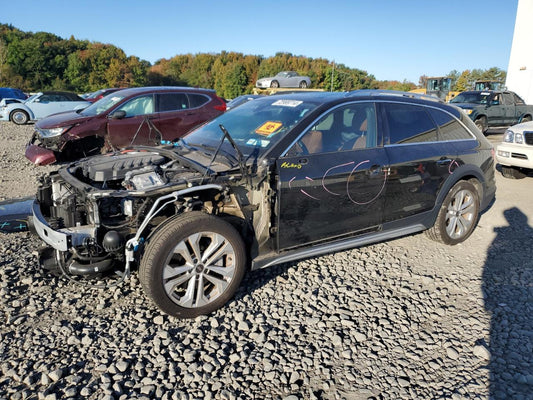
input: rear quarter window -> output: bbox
[188,94,209,108]
[427,108,474,140]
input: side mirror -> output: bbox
[108,110,126,119]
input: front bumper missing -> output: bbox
[29,200,96,252]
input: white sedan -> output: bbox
[496,120,533,179]
[255,71,311,89]
[0,91,90,125]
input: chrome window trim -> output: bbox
[280,99,477,157]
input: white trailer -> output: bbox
[506,0,533,104]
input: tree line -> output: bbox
[0,23,505,99]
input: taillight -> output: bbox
[213,96,227,112]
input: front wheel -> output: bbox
[474,116,487,134]
[426,181,480,245]
[10,110,29,125]
[140,212,247,318]
[270,80,279,88]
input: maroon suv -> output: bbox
[26,86,226,165]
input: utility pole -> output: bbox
[331,60,335,92]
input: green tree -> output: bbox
[454,70,471,92]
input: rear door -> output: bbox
[501,92,516,125]
[155,92,211,141]
[107,94,158,148]
[276,102,389,250]
[380,102,458,223]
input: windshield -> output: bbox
[80,93,127,116]
[25,93,40,103]
[182,96,319,161]
[450,92,491,105]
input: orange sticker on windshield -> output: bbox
[256,121,282,136]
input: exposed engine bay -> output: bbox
[31,146,265,280]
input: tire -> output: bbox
[474,116,487,134]
[426,180,480,245]
[521,115,532,123]
[139,211,247,318]
[270,80,279,88]
[501,165,526,179]
[299,81,308,88]
[10,110,29,125]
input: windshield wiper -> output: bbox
[200,124,248,184]
[218,124,246,176]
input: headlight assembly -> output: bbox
[503,130,514,143]
[463,109,473,115]
[515,133,524,144]
[37,126,70,138]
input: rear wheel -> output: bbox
[270,80,279,88]
[10,110,29,125]
[521,115,532,123]
[501,165,527,179]
[140,212,247,318]
[474,116,488,134]
[426,180,480,245]
[299,81,308,88]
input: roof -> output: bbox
[346,89,443,103]
[112,86,217,96]
[40,91,85,101]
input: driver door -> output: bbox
[276,102,389,250]
[30,94,61,119]
[107,94,159,149]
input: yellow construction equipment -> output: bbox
[410,76,460,102]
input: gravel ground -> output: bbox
[0,123,532,400]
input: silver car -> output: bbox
[0,91,90,125]
[255,71,311,89]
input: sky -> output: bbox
[1,0,520,84]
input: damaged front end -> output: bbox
[29,147,231,280]
[25,130,61,165]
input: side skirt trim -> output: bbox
[251,223,425,270]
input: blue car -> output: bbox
[0,91,89,125]
[0,87,27,102]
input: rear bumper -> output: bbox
[25,144,57,165]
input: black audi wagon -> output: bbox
[30,90,496,317]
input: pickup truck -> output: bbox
[449,90,533,134]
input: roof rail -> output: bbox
[345,89,444,103]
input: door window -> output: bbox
[502,93,514,105]
[384,103,438,144]
[157,93,189,112]
[117,95,154,117]
[290,102,377,155]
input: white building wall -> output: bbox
[506,0,533,103]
